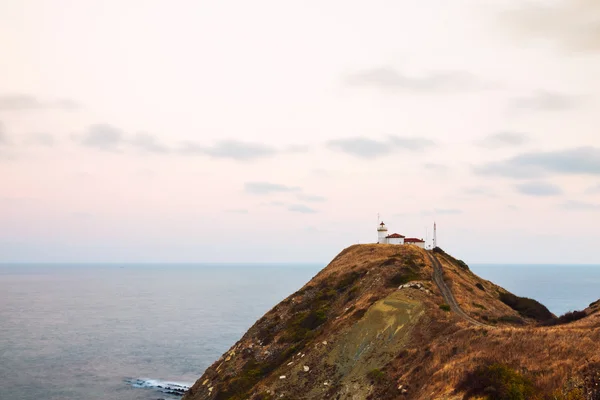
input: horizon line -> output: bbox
[1,261,600,266]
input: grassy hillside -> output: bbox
[183,245,600,400]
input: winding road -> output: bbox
[426,252,491,328]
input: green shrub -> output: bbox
[215,359,277,400]
[433,246,444,254]
[473,303,487,310]
[439,304,451,312]
[499,292,553,322]
[457,363,536,400]
[280,312,323,343]
[543,310,587,326]
[456,259,469,270]
[367,368,386,383]
[380,257,400,267]
[291,283,337,313]
[388,269,420,287]
[256,318,279,345]
[347,286,360,301]
[316,288,338,301]
[335,271,364,291]
[280,301,329,344]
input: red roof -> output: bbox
[404,238,425,243]
[386,233,405,238]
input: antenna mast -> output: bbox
[433,222,437,249]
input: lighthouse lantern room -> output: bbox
[377,221,388,244]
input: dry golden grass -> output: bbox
[316,244,433,281]
[184,244,600,400]
[369,314,600,399]
[428,323,599,398]
[372,249,600,399]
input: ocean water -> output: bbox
[0,264,321,400]
[0,262,598,400]
[470,264,600,316]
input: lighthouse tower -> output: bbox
[377,221,388,244]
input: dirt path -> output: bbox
[426,252,492,328]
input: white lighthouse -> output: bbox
[375,218,425,247]
[377,221,388,244]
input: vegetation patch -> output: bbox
[473,303,487,310]
[290,283,337,313]
[347,286,360,301]
[387,268,421,287]
[380,257,401,267]
[216,342,310,400]
[543,310,587,326]
[215,359,277,400]
[455,259,469,270]
[335,271,364,291]
[582,362,600,399]
[280,306,328,343]
[401,252,424,269]
[387,251,425,268]
[432,246,445,254]
[367,368,386,383]
[456,363,536,400]
[317,288,338,301]
[256,316,280,345]
[295,284,314,296]
[499,292,554,322]
[475,283,486,291]
[279,282,334,344]
[439,304,451,312]
[496,315,525,325]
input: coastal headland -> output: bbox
[183,245,600,400]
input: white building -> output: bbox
[404,237,426,249]
[376,221,425,248]
[386,233,405,245]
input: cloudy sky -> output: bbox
[1,0,599,263]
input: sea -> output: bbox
[0,262,598,400]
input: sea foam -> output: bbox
[125,378,192,397]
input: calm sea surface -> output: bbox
[0,263,598,400]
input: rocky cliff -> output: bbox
[183,245,600,400]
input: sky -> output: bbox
[1,0,600,264]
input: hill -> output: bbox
[182,245,600,400]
